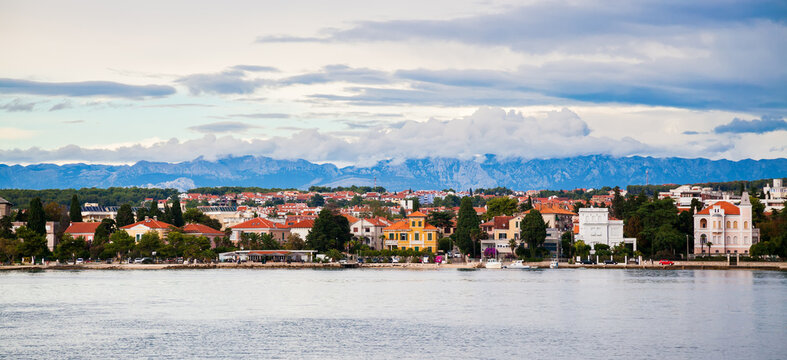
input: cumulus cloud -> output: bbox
[0,98,39,112]
[714,116,787,134]
[0,107,661,165]
[0,78,175,98]
[188,121,258,133]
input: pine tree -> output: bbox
[170,195,184,227]
[521,209,547,258]
[27,198,46,235]
[454,197,479,256]
[69,194,82,222]
[116,204,135,227]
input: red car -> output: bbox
[659,260,674,266]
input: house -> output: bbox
[183,223,225,248]
[120,217,174,241]
[229,217,290,244]
[64,222,101,242]
[350,217,391,250]
[575,207,636,250]
[694,195,758,255]
[0,196,12,218]
[287,219,314,240]
[12,221,66,251]
[382,211,439,252]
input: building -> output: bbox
[575,207,637,250]
[11,221,66,251]
[382,211,439,252]
[229,217,290,243]
[0,197,12,218]
[120,217,174,241]
[287,219,314,240]
[761,178,786,211]
[183,223,225,248]
[350,217,391,250]
[64,222,101,242]
[694,195,758,255]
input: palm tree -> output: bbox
[706,242,713,257]
[508,239,517,259]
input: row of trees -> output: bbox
[0,188,178,210]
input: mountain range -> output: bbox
[0,155,785,191]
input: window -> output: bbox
[415,247,419,252]
[401,233,408,241]
[744,221,748,229]
[353,227,358,232]
[427,233,432,241]
[499,233,507,239]
[700,219,707,229]
[365,228,370,232]
[135,234,141,241]
[726,221,731,229]
[700,234,707,244]
[733,221,738,229]
[418,221,422,227]
[414,233,420,241]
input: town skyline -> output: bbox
[1,0,786,166]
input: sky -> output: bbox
[0,0,786,166]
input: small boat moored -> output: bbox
[484,258,503,269]
[506,260,531,269]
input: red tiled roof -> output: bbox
[232,217,286,229]
[120,218,174,230]
[289,219,315,229]
[65,222,101,234]
[696,201,740,215]
[183,223,224,235]
[384,220,410,231]
[408,211,427,217]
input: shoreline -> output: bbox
[1,261,786,271]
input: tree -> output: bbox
[508,239,518,257]
[0,215,14,239]
[409,197,421,212]
[116,204,136,227]
[706,241,713,256]
[454,197,480,257]
[69,194,83,222]
[94,218,116,242]
[751,196,766,225]
[611,187,625,219]
[106,230,135,260]
[136,231,164,257]
[521,209,547,258]
[306,208,352,252]
[54,235,89,263]
[426,211,454,233]
[438,237,453,253]
[561,231,573,258]
[573,240,591,258]
[518,196,534,212]
[170,195,184,227]
[284,234,306,250]
[307,194,325,207]
[16,226,51,260]
[0,237,22,264]
[486,197,518,218]
[27,198,46,235]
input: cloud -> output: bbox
[279,64,391,86]
[0,98,39,112]
[141,103,215,108]
[714,116,787,134]
[62,120,84,124]
[188,121,259,133]
[0,78,175,98]
[228,113,291,119]
[230,65,280,72]
[0,107,660,165]
[49,100,72,111]
[176,70,267,95]
[0,127,34,140]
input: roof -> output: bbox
[183,223,224,235]
[120,218,174,230]
[289,219,315,229]
[696,201,740,215]
[383,219,438,231]
[0,197,11,205]
[342,214,360,224]
[231,217,288,229]
[408,211,427,217]
[65,222,101,234]
[537,207,576,215]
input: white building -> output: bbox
[575,208,636,250]
[350,217,391,250]
[762,179,786,211]
[694,194,758,255]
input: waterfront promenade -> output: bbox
[2,260,786,271]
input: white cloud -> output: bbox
[0,127,35,140]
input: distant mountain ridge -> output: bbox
[0,155,785,191]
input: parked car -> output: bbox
[604,260,617,265]
[141,257,153,264]
[133,258,144,264]
[627,259,639,264]
[75,258,84,264]
[579,259,596,265]
[391,257,400,263]
[659,260,675,266]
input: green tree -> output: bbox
[94,218,116,242]
[426,211,454,232]
[521,209,547,258]
[508,239,518,257]
[0,215,14,239]
[486,197,518,218]
[611,187,626,219]
[573,240,591,258]
[306,208,352,252]
[106,230,135,260]
[454,197,480,257]
[438,237,453,253]
[307,194,325,208]
[116,204,136,227]
[69,194,83,222]
[561,231,573,258]
[54,235,89,262]
[0,237,22,263]
[170,195,184,227]
[183,208,222,230]
[16,226,51,259]
[27,198,46,235]
[518,196,534,212]
[751,196,766,225]
[136,231,164,257]
[284,234,306,250]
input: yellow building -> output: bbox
[119,217,174,241]
[382,211,440,252]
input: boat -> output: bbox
[484,258,503,269]
[550,260,559,269]
[507,260,531,269]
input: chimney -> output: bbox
[153,216,158,221]
[145,216,149,221]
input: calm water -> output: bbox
[1,268,785,359]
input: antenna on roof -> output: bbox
[645,169,649,186]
